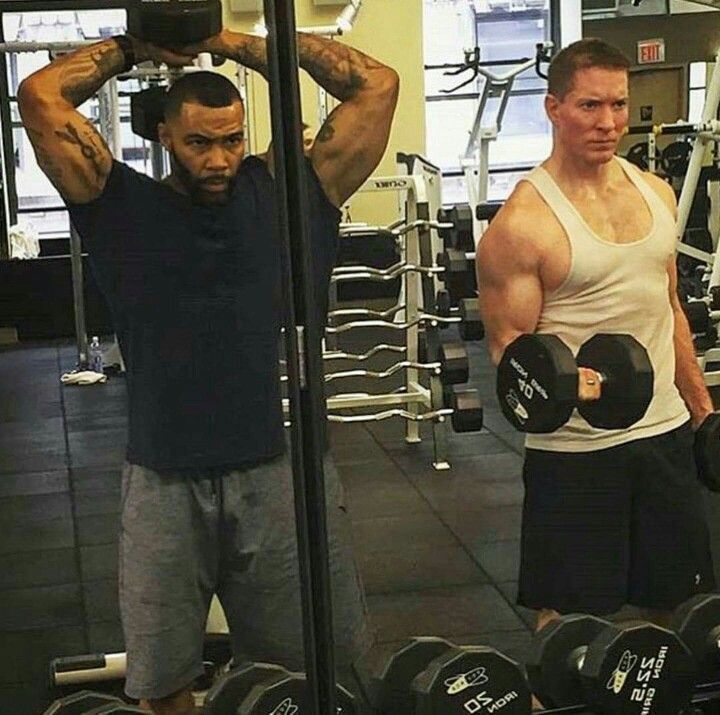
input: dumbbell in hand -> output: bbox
[496,333,654,433]
[693,413,720,492]
[527,614,696,715]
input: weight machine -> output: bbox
[427,41,553,241]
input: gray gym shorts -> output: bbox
[118,451,372,701]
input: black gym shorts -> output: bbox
[518,421,716,615]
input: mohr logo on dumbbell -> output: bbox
[269,697,299,715]
[606,649,638,694]
[444,666,488,694]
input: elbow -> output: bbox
[373,67,400,103]
[17,76,49,116]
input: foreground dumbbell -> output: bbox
[205,661,356,714]
[412,645,531,715]
[355,636,455,715]
[43,690,138,714]
[527,614,696,715]
[671,593,720,682]
[496,333,654,433]
[693,413,720,492]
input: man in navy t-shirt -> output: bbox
[19,27,398,715]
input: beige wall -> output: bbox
[222,0,426,224]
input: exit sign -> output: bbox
[637,39,665,64]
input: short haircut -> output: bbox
[164,71,242,121]
[548,38,631,99]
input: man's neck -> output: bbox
[544,146,616,192]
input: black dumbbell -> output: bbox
[437,249,477,304]
[85,704,146,713]
[127,0,222,46]
[439,342,469,385]
[693,413,720,492]
[354,637,455,715]
[496,333,654,433]
[527,614,696,715]
[443,385,484,433]
[42,691,129,714]
[239,671,357,715]
[682,301,711,335]
[437,204,474,251]
[458,298,484,342]
[205,661,356,714]
[435,289,451,320]
[671,593,720,682]
[412,645,531,715]
[130,86,166,142]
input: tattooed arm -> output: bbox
[17,37,194,204]
[194,31,399,207]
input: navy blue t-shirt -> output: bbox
[67,156,340,472]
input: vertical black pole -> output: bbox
[0,20,17,258]
[263,2,337,715]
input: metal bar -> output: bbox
[69,223,88,368]
[264,2,336,714]
[677,51,720,242]
[0,20,18,248]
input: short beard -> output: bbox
[169,151,235,206]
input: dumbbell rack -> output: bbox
[310,154,474,471]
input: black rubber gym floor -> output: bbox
[3,330,720,714]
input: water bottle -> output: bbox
[89,336,104,374]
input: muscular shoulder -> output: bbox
[626,163,677,217]
[479,179,562,269]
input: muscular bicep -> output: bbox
[18,86,112,205]
[310,70,399,207]
[476,228,544,364]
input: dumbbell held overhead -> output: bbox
[496,333,654,433]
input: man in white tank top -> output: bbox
[477,39,715,631]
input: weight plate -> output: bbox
[626,142,650,171]
[526,614,608,708]
[496,334,577,433]
[661,141,691,177]
[413,646,531,715]
[580,622,696,715]
[576,334,653,429]
[671,593,720,681]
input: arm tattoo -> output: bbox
[55,118,106,179]
[26,127,64,187]
[224,32,385,101]
[55,41,125,107]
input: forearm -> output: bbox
[674,308,714,425]
[214,30,392,100]
[18,36,148,109]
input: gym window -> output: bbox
[688,61,707,123]
[0,6,156,244]
[423,0,553,204]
